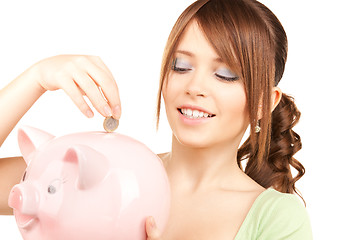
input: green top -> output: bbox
[234,188,312,240]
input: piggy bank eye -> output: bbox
[48,185,56,194]
[47,179,62,195]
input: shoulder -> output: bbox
[254,189,313,239]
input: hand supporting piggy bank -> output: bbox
[8,126,170,240]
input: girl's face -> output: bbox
[163,21,249,149]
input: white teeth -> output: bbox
[180,108,213,119]
[193,110,199,118]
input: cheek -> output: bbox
[161,76,172,102]
[161,85,175,125]
[163,74,182,98]
[162,76,182,109]
[218,85,249,126]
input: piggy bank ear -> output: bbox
[18,126,55,165]
[64,145,109,190]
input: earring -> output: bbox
[255,121,261,133]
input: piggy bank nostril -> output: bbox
[8,187,23,211]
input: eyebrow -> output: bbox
[175,49,223,63]
[176,50,194,57]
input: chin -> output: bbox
[172,131,216,149]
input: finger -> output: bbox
[62,80,94,118]
[82,56,122,119]
[72,70,112,118]
[94,77,121,119]
[88,56,115,79]
[146,216,162,240]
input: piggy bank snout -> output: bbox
[8,184,39,216]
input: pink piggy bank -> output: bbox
[8,126,170,240]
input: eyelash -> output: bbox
[171,58,239,82]
[171,59,191,73]
[172,65,191,73]
[215,73,239,82]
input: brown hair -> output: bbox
[156,0,305,199]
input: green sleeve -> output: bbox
[257,194,313,240]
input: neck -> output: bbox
[164,135,244,194]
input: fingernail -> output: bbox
[104,105,112,117]
[149,217,156,229]
[113,105,121,119]
[86,110,94,118]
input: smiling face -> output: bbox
[162,21,249,149]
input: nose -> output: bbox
[8,184,39,216]
[185,70,208,98]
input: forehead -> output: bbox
[176,21,220,60]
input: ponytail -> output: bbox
[237,93,305,201]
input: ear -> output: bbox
[271,87,282,112]
[256,87,283,120]
[63,145,109,190]
[18,126,55,165]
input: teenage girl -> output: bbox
[0,0,312,239]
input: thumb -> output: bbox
[146,216,162,240]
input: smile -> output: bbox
[178,108,215,119]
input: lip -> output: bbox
[177,104,215,116]
[177,104,215,125]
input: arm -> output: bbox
[0,66,45,147]
[0,55,121,214]
[0,55,121,147]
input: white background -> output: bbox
[0,0,359,239]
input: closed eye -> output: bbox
[215,68,239,82]
[215,73,239,82]
[171,57,193,73]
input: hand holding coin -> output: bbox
[103,117,119,132]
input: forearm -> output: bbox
[0,157,26,215]
[0,66,45,146]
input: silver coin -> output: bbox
[103,117,119,132]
